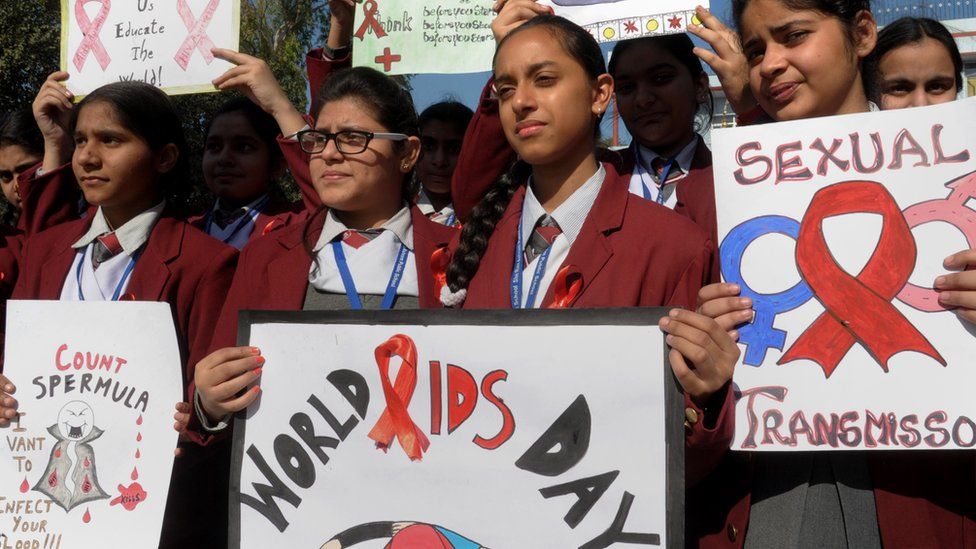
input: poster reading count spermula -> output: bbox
[61,0,240,96]
[231,310,683,548]
[712,98,976,451]
[0,301,183,547]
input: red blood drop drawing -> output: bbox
[19,478,28,493]
[109,482,148,511]
[48,470,58,488]
[136,433,142,442]
[83,508,91,523]
[83,457,90,468]
[135,449,141,459]
[131,467,139,481]
[136,415,143,425]
[54,447,61,458]
[81,475,92,493]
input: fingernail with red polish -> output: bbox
[255,356,266,365]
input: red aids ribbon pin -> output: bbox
[548,265,582,309]
[73,0,112,72]
[354,0,388,40]
[367,334,430,461]
[174,0,220,70]
[779,181,945,377]
[430,246,451,298]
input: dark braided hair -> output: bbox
[445,15,606,295]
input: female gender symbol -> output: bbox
[720,215,813,366]
[73,0,112,72]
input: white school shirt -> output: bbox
[517,164,604,308]
[205,195,270,250]
[627,137,698,209]
[61,202,165,301]
[415,188,458,226]
[308,205,419,297]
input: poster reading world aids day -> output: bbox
[711,98,976,452]
[352,0,705,75]
[231,310,684,548]
[61,0,240,96]
[0,301,182,547]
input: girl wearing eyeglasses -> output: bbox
[186,55,457,435]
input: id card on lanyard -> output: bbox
[204,195,271,244]
[510,216,554,309]
[331,240,411,310]
[76,247,143,301]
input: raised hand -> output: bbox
[491,0,553,44]
[688,5,757,116]
[32,71,76,170]
[194,346,264,422]
[211,49,306,136]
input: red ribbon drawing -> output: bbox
[73,0,112,72]
[367,334,430,461]
[174,0,219,70]
[354,0,388,41]
[548,265,582,308]
[779,181,945,377]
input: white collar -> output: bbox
[72,201,166,255]
[636,137,698,175]
[522,164,605,246]
[312,204,414,252]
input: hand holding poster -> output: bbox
[61,0,241,96]
[0,301,183,547]
[352,0,706,75]
[711,98,976,451]
[232,310,683,548]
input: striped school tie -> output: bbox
[91,232,123,270]
[524,215,562,266]
[651,156,684,184]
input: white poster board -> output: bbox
[712,98,976,451]
[61,0,241,96]
[231,309,683,548]
[352,0,706,75]
[0,301,183,547]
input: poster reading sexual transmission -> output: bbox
[0,301,183,547]
[711,98,976,451]
[231,310,683,548]
[61,0,240,96]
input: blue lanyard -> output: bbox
[633,143,675,206]
[444,213,456,227]
[510,216,555,309]
[76,247,142,301]
[204,195,270,244]
[331,240,410,310]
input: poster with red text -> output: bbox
[61,0,240,96]
[0,301,182,547]
[231,309,683,548]
[712,98,976,451]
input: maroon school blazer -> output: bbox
[186,195,305,246]
[452,164,729,485]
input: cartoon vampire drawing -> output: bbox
[322,522,486,549]
[33,401,110,511]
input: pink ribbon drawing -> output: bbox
[174,0,219,70]
[73,0,112,72]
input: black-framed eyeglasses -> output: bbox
[295,129,408,155]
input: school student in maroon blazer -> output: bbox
[438,10,737,487]
[690,0,976,546]
[189,58,456,434]
[186,97,304,249]
[2,76,237,548]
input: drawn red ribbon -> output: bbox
[779,181,945,377]
[430,246,451,298]
[73,0,112,72]
[548,265,581,309]
[367,334,430,461]
[174,0,219,70]
[354,0,388,41]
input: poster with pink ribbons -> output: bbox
[60,0,240,96]
[711,98,976,451]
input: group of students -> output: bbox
[0,0,973,546]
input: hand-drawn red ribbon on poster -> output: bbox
[73,0,112,72]
[779,181,946,377]
[354,0,388,40]
[368,334,430,461]
[174,0,219,70]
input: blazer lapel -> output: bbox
[410,206,457,308]
[39,221,92,299]
[267,223,313,310]
[540,166,622,308]
[125,215,180,301]
[478,187,525,308]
